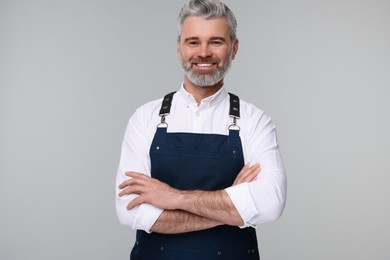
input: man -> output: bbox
[116,0,287,259]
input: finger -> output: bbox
[125,171,149,179]
[119,179,133,189]
[233,164,250,185]
[243,164,261,182]
[127,196,145,210]
[118,184,145,197]
[118,186,135,197]
[119,178,141,189]
[233,163,261,185]
[119,175,150,189]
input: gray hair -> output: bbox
[177,0,237,42]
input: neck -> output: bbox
[183,77,224,105]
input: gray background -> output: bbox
[1,0,389,259]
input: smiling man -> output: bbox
[116,0,287,259]
[179,16,237,91]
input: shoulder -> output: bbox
[127,96,165,130]
[237,97,275,133]
[134,91,178,116]
[128,91,181,125]
[238,97,268,121]
[135,97,163,115]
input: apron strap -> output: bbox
[159,91,176,116]
[228,92,240,118]
[158,91,176,127]
[158,91,241,129]
[228,92,240,130]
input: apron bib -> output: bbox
[130,92,259,260]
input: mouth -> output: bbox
[192,62,218,72]
[195,63,215,67]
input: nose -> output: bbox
[198,43,212,58]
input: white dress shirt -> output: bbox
[116,84,287,232]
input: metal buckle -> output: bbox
[228,116,240,130]
[157,114,168,128]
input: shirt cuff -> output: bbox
[225,182,258,228]
[133,203,163,233]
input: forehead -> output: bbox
[180,16,230,40]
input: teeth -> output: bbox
[197,63,213,67]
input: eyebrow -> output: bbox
[209,37,227,42]
[183,37,227,43]
[184,37,199,43]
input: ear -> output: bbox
[231,38,239,60]
[177,43,181,60]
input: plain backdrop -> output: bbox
[1,0,389,259]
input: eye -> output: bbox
[211,41,223,46]
[187,41,199,46]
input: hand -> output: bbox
[232,163,260,186]
[118,172,180,210]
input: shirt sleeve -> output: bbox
[115,106,163,233]
[225,109,287,227]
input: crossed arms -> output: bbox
[118,163,260,234]
[115,101,287,234]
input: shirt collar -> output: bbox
[177,83,228,108]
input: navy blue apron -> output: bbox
[130,92,259,259]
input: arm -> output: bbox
[115,105,164,232]
[116,102,260,233]
[176,189,243,226]
[175,163,261,226]
[118,163,261,229]
[225,110,287,226]
[150,210,221,234]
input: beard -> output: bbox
[180,56,232,88]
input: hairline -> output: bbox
[177,0,237,43]
[177,15,236,43]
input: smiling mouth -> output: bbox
[192,62,218,69]
[195,63,214,67]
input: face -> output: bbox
[178,16,238,87]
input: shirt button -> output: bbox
[160,246,164,251]
[195,111,200,117]
[217,251,222,256]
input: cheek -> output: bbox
[217,54,230,65]
[180,51,193,62]
[214,48,231,60]
[178,50,188,62]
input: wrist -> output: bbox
[173,190,188,210]
[175,190,200,212]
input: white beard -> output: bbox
[180,56,233,87]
